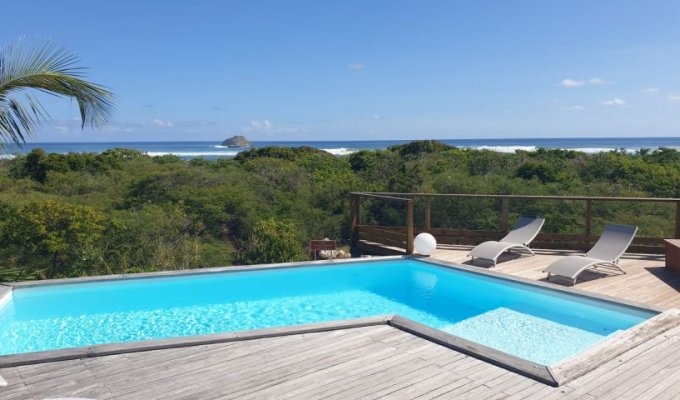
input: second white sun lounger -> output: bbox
[469,216,545,267]
[543,223,638,285]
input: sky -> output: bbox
[2,0,680,142]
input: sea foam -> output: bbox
[321,147,357,156]
[146,151,240,157]
[470,146,538,153]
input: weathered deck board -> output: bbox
[430,246,680,309]
[3,324,680,399]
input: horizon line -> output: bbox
[20,135,680,145]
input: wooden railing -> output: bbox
[351,192,414,253]
[350,192,680,255]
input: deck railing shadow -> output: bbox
[350,192,680,255]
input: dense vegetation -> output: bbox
[1,141,679,281]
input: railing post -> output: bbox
[500,198,510,232]
[424,197,431,232]
[676,201,680,239]
[356,194,361,227]
[350,194,361,246]
[582,199,593,250]
[406,199,414,254]
[585,199,592,239]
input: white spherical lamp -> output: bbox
[414,233,437,256]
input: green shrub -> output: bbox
[388,140,454,157]
[243,218,305,264]
[1,200,106,278]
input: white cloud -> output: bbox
[559,79,585,88]
[348,63,365,70]
[53,125,70,133]
[241,120,309,135]
[559,77,613,88]
[561,105,586,111]
[371,114,381,120]
[102,125,135,133]
[644,87,661,93]
[602,98,626,106]
[246,120,272,132]
[668,94,680,102]
[277,127,308,134]
[153,118,173,127]
[588,77,613,85]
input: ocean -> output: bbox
[3,137,680,160]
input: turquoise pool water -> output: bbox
[0,259,656,365]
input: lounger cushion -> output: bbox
[469,241,518,260]
[543,256,609,280]
[586,224,638,261]
[500,216,545,246]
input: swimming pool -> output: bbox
[0,258,658,367]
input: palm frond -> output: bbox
[0,40,114,149]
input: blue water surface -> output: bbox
[0,260,656,365]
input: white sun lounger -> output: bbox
[544,223,638,285]
[469,216,545,267]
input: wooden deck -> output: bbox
[430,246,680,309]
[2,323,680,400]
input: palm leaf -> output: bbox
[0,40,114,150]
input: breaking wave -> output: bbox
[321,147,357,156]
[471,146,538,153]
[146,151,240,157]
[467,146,652,154]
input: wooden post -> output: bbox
[585,199,593,239]
[355,194,361,227]
[500,198,510,232]
[676,201,680,239]
[424,198,431,232]
[406,199,414,254]
[350,194,361,246]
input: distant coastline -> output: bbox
[3,137,680,160]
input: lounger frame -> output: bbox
[468,216,545,267]
[546,260,626,285]
[543,223,637,285]
[469,243,535,267]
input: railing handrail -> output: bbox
[350,192,414,253]
[350,191,680,255]
[350,192,412,202]
[355,192,680,203]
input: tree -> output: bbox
[2,200,106,278]
[243,219,305,264]
[0,40,114,149]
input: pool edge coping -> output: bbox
[547,308,680,385]
[0,315,394,368]
[0,285,10,308]
[3,311,677,387]
[1,255,676,387]
[386,315,557,385]
[4,255,665,314]
[0,313,560,385]
[6,256,405,289]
